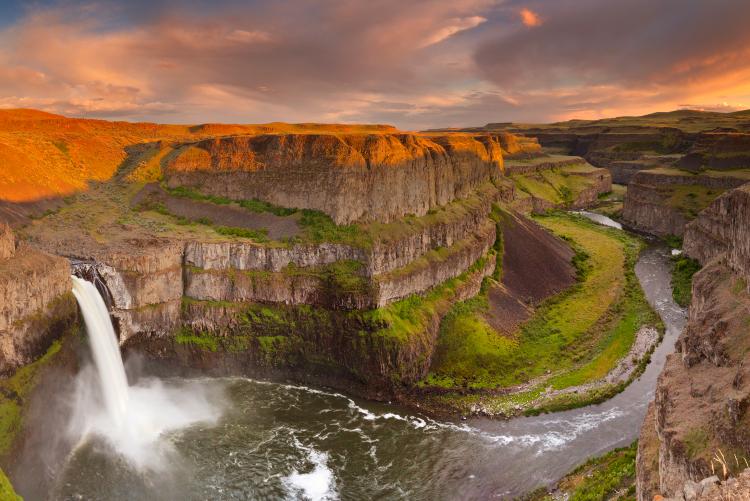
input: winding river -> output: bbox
[54,216,685,500]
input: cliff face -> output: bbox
[86,239,184,343]
[91,190,500,341]
[164,133,503,224]
[128,256,496,399]
[637,183,750,499]
[505,156,612,213]
[0,232,77,374]
[622,170,747,237]
[684,183,750,278]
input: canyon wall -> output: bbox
[622,170,747,237]
[90,185,501,342]
[164,133,503,224]
[683,184,750,279]
[637,182,750,500]
[0,225,77,375]
[506,156,612,213]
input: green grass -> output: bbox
[671,255,701,307]
[175,328,220,352]
[665,184,723,218]
[524,442,637,501]
[424,212,657,402]
[510,165,601,207]
[364,254,493,344]
[684,428,709,459]
[162,184,369,246]
[0,468,21,500]
[663,234,683,249]
[214,226,269,241]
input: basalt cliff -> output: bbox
[0,111,611,405]
[637,183,750,500]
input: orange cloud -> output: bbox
[519,8,542,28]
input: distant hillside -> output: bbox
[0,109,399,203]
[432,109,750,134]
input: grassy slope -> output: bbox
[505,109,750,133]
[0,467,21,501]
[423,213,658,414]
[510,163,604,206]
[524,442,637,501]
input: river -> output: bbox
[54,217,685,500]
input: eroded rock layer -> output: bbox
[622,171,747,237]
[164,133,503,224]
[0,233,77,374]
[637,182,750,500]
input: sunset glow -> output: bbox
[0,0,749,128]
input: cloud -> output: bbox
[0,0,749,128]
[518,7,541,27]
[225,29,272,44]
[418,16,487,47]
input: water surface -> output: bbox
[55,247,683,500]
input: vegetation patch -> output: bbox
[671,255,701,307]
[664,184,723,218]
[524,442,637,501]
[684,428,709,459]
[510,165,601,207]
[162,185,369,246]
[0,467,21,501]
[175,328,220,352]
[0,325,74,456]
[422,212,658,415]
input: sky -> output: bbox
[1,0,750,129]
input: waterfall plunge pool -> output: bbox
[48,220,683,500]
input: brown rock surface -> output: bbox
[0,243,77,374]
[684,183,750,281]
[638,182,750,498]
[623,171,747,236]
[0,222,14,260]
[164,133,503,224]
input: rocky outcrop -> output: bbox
[493,132,542,158]
[684,183,750,280]
[0,241,77,374]
[638,184,750,499]
[90,239,183,342]
[164,133,503,224]
[506,156,612,213]
[85,184,504,340]
[127,254,497,400]
[663,470,750,501]
[623,171,747,236]
[373,221,495,306]
[182,219,495,309]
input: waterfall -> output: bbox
[69,275,225,470]
[71,276,129,425]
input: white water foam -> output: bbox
[251,377,626,453]
[283,439,337,500]
[70,276,225,470]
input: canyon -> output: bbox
[2,108,750,500]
